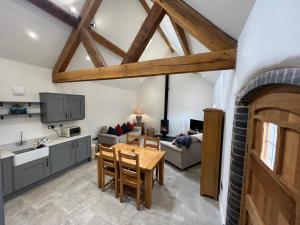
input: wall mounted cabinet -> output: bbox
[40,93,85,123]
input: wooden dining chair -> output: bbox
[144,136,160,150]
[144,136,160,182]
[118,151,143,210]
[126,133,141,147]
[99,145,118,198]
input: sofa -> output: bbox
[160,133,202,170]
[98,126,142,147]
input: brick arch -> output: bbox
[226,68,300,225]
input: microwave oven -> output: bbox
[61,126,81,138]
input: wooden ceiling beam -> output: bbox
[53,0,103,73]
[88,28,126,58]
[122,3,166,64]
[139,0,174,53]
[53,49,237,83]
[154,0,237,51]
[170,18,190,55]
[80,28,106,67]
[26,0,80,27]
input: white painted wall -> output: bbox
[0,57,137,146]
[215,0,300,223]
[137,73,214,136]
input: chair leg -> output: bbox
[156,166,159,182]
[114,177,118,198]
[101,173,105,192]
[137,185,141,210]
[120,181,123,203]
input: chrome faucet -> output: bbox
[16,131,26,146]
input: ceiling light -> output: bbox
[70,6,78,15]
[202,74,206,78]
[85,56,91,61]
[26,30,39,40]
[140,78,144,82]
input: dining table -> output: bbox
[95,143,166,209]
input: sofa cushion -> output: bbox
[174,135,193,148]
[127,122,134,131]
[115,124,123,136]
[99,126,108,134]
[107,126,118,136]
[122,123,130,134]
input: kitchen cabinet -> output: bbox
[75,137,91,163]
[50,141,75,174]
[1,157,13,196]
[69,95,85,120]
[14,157,50,191]
[40,93,85,123]
[0,161,4,225]
[50,136,91,174]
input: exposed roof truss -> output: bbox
[26,0,238,83]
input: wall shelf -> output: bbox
[0,113,41,120]
[0,101,40,107]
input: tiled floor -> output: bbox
[4,160,220,225]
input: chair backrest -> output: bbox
[118,151,140,182]
[99,145,117,171]
[144,136,160,150]
[126,133,141,147]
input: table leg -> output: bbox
[97,157,102,188]
[158,157,165,185]
[144,171,153,209]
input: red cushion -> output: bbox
[115,124,123,136]
[127,122,134,131]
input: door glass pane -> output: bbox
[261,122,278,170]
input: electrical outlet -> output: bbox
[48,125,54,129]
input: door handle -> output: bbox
[65,112,68,119]
[70,112,72,119]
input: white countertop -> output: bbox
[0,134,92,159]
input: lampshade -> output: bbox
[133,107,144,115]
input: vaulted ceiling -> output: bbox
[0,0,255,87]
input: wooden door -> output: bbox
[241,87,300,225]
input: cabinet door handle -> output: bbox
[65,112,68,119]
[70,112,72,119]
[46,159,49,167]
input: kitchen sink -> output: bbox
[13,145,49,166]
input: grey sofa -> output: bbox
[98,126,142,147]
[160,133,202,170]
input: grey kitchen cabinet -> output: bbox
[0,157,13,196]
[40,93,69,123]
[0,161,5,225]
[75,136,91,163]
[50,141,75,174]
[69,95,85,120]
[40,93,85,123]
[14,157,50,191]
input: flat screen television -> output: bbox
[190,119,203,133]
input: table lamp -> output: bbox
[134,108,144,124]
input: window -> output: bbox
[261,122,278,170]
